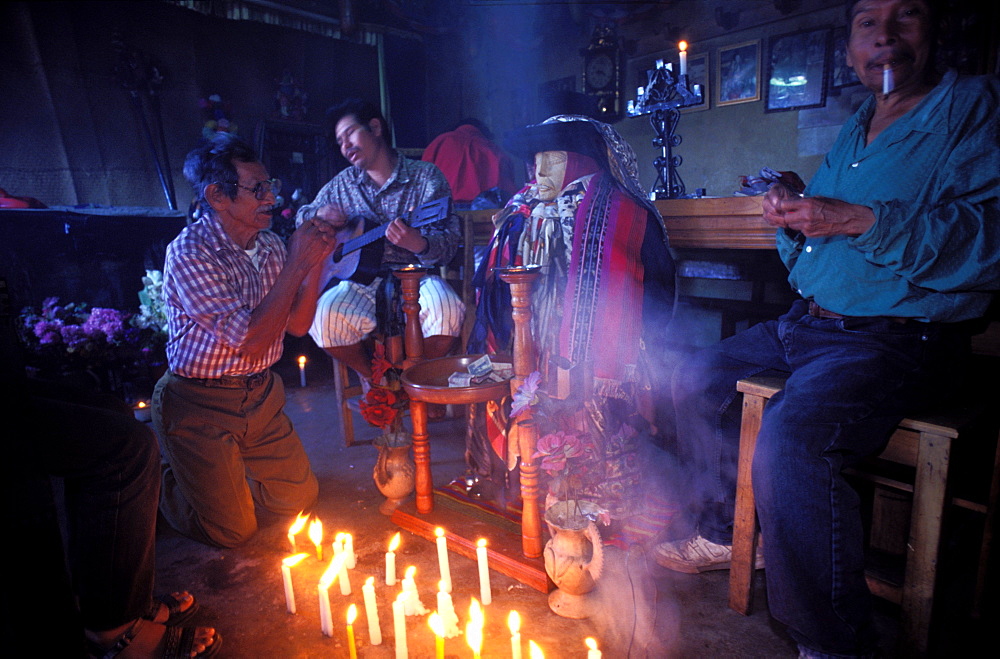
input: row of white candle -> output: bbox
[284,516,602,656]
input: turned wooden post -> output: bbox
[392,266,428,370]
[497,266,543,559]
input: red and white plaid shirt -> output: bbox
[162,213,287,378]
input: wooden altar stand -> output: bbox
[392,266,551,592]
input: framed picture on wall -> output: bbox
[766,28,830,112]
[717,40,761,106]
[829,27,860,89]
[682,52,710,113]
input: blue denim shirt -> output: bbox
[777,70,1000,322]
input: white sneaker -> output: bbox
[654,535,764,574]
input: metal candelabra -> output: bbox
[627,63,703,199]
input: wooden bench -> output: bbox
[728,374,1000,656]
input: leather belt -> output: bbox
[807,300,845,319]
[177,371,269,390]
[807,301,909,324]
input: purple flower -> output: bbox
[510,370,541,418]
[33,320,63,345]
[59,324,88,349]
[83,308,127,342]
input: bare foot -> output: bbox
[152,591,195,624]
[87,618,216,658]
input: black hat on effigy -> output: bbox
[503,119,608,165]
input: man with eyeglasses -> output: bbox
[152,133,336,547]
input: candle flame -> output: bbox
[678,40,688,52]
[388,532,401,552]
[405,565,416,580]
[469,597,483,626]
[508,610,520,634]
[288,511,309,536]
[477,538,487,548]
[366,576,375,587]
[466,618,483,654]
[297,355,306,367]
[347,603,357,624]
[319,554,343,588]
[282,553,308,567]
[529,640,545,658]
[435,527,445,538]
[438,580,447,593]
[585,637,598,650]
[136,401,147,409]
[428,612,444,637]
[308,518,323,546]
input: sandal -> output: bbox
[87,618,222,659]
[144,592,199,626]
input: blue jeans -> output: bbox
[671,300,970,656]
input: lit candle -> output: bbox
[529,640,545,658]
[386,532,400,586]
[476,539,492,605]
[509,611,522,659]
[346,604,358,659]
[287,512,308,554]
[434,527,452,593]
[133,400,151,422]
[883,63,893,97]
[401,566,427,615]
[393,592,408,659]
[309,518,324,561]
[318,560,337,637]
[428,612,445,659]
[586,637,602,659]
[362,577,382,645]
[281,553,308,614]
[298,355,307,387]
[337,552,351,595]
[436,581,460,638]
[678,41,688,76]
[344,533,356,568]
[466,602,483,659]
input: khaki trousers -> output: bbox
[152,370,318,547]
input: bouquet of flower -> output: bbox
[359,342,409,445]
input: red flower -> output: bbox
[360,386,399,429]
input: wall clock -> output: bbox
[582,25,623,121]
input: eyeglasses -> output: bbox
[236,178,281,200]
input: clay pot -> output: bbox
[373,434,415,515]
[543,500,605,618]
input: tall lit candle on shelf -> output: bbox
[434,527,452,593]
[386,532,400,585]
[428,613,445,659]
[585,637,602,659]
[318,560,337,637]
[297,355,307,387]
[344,533,356,568]
[393,592,408,659]
[281,553,308,614]
[678,41,688,76]
[476,538,492,605]
[346,604,358,659]
[309,518,324,561]
[509,611,522,659]
[362,577,382,645]
[287,511,308,553]
[529,640,545,658]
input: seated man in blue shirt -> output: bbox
[656,1,999,656]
